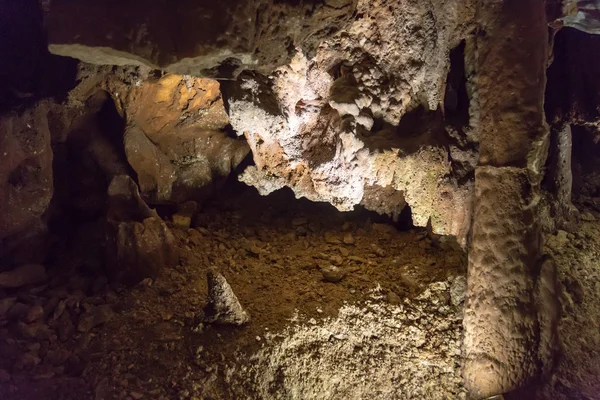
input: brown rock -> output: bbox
[0,297,17,318]
[321,265,346,283]
[106,176,178,285]
[0,103,53,240]
[45,0,356,77]
[204,269,250,326]
[24,305,45,323]
[0,264,46,288]
[371,244,386,258]
[77,305,114,333]
[343,233,356,245]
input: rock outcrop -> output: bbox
[463,0,556,398]
[105,175,178,285]
[44,0,357,78]
[106,71,250,204]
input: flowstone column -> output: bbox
[463,0,554,398]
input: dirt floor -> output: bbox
[1,185,600,400]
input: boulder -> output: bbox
[204,269,250,326]
[105,175,178,284]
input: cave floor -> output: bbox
[0,188,599,399]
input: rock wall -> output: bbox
[222,0,477,242]
[463,0,555,397]
[44,0,357,78]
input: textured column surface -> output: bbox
[463,0,550,397]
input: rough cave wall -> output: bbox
[43,0,478,244]
[463,0,553,397]
[1,0,588,397]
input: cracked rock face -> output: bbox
[106,71,250,203]
[220,0,476,241]
[44,0,357,78]
[0,103,54,240]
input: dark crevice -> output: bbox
[444,40,469,128]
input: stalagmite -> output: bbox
[463,0,557,397]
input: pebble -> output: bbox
[0,297,17,318]
[24,305,45,323]
[0,264,47,289]
[339,247,350,257]
[77,305,115,332]
[324,232,341,245]
[330,255,344,266]
[450,276,467,307]
[343,233,356,245]
[321,265,346,283]
[130,392,144,399]
[581,211,596,222]
[371,244,386,257]
[348,256,368,264]
[292,217,308,226]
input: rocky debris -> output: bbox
[449,276,467,307]
[204,269,250,326]
[229,285,465,400]
[44,0,355,77]
[0,264,47,289]
[0,103,54,241]
[172,201,198,230]
[343,233,355,245]
[106,175,178,284]
[321,265,346,283]
[77,305,115,333]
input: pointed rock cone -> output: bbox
[204,269,250,326]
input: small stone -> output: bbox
[130,392,144,399]
[450,276,467,307]
[339,247,350,257]
[330,255,343,266]
[343,233,355,245]
[160,311,173,321]
[8,302,29,320]
[0,264,46,288]
[387,291,401,305]
[18,322,51,340]
[371,244,386,257]
[204,269,250,325]
[555,230,569,247]
[24,305,45,323]
[581,211,596,222]
[77,305,115,332]
[292,217,308,226]
[348,256,368,264]
[15,352,41,370]
[324,232,341,244]
[321,265,346,283]
[172,201,198,229]
[0,297,17,318]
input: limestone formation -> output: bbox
[44,0,357,78]
[105,175,178,284]
[110,72,250,204]
[204,269,250,326]
[463,0,556,398]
